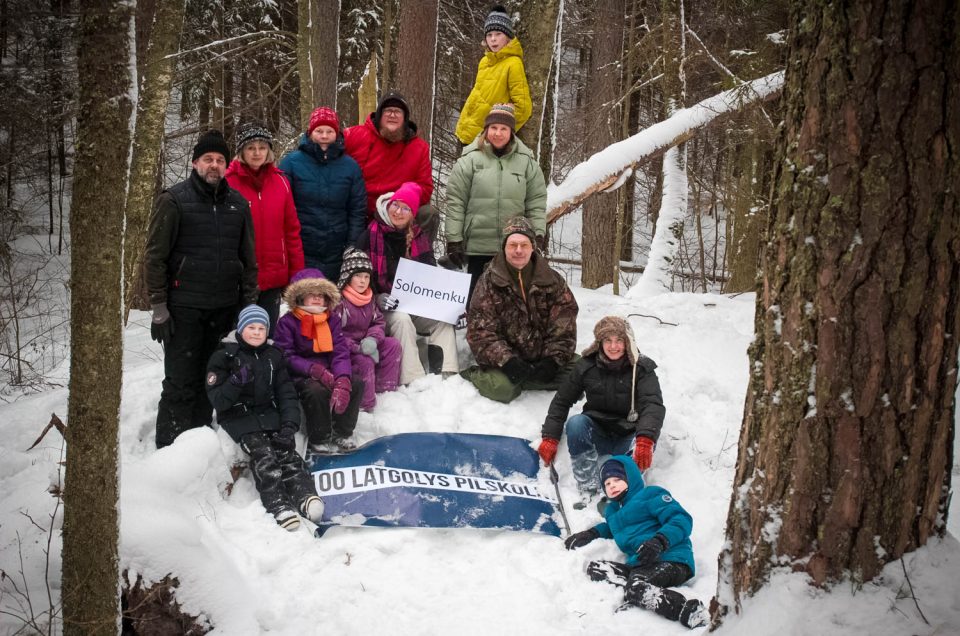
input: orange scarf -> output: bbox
[292,307,333,353]
[342,285,373,306]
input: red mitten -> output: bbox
[330,376,352,415]
[537,438,559,465]
[310,364,335,389]
[633,436,655,471]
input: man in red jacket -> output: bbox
[343,91,436,237]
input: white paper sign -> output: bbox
[391,258,470,324]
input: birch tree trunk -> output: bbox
[62,0,132,631]
[123,0,185,316]
[516,0,562,167]
[716,0,959,622]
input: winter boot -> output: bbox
[679,599,710,629]
[427,345,444,375]
[334,436,357,452]
[273,508,300,532]
[624,578,689,625]
[300,495,325,523]
[571,447,600,509]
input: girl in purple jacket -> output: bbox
[274,268,364,453]
[335,248,402,411]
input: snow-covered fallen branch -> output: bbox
[545,71,784,224]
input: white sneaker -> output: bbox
[300,495,325,522]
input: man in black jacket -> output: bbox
[145,129,258,448]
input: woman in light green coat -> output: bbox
[444,103,547,300]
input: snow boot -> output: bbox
[571,447,600,509]
[624,578,690,625]
[679,599,709,629]
[427,345,444,375]
[334,436,357,452]
[300,495,325,523]
[273,508,300,532]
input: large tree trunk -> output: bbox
[579,0,623,289]
[716,0,959,621]
[337,0,380,128]
[123,0,185,318]
[297,0,339,127]
[62,0,132,632]
[516,0,562,168]
[394,0,437,146]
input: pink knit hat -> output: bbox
[389,182,422,215]
[308,106,340,135]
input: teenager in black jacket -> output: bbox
[537,316,665,508]
[206,305,323,531]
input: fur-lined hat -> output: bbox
[583,316,642,422]
[282,268,341,310]
[582,316,639,364]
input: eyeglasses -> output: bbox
[388,201,413,215]
[382,107,404,117]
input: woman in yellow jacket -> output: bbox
[455,5,532,146]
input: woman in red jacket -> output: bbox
[225,122,305,335]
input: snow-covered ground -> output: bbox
[1,287,958,635]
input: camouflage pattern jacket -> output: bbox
[467,251,578,367]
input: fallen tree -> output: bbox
[545,71,785,225]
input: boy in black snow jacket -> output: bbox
[206,304,324,531]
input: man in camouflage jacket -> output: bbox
[464,216,578,403]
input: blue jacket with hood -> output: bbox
[593,455,695,574]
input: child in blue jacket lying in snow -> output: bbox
[563,456,709,629]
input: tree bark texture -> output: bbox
[123,0,185,317]
[516,0,561,159]
[395,0,438,146]
[62,0,131,632]
[579,0,623,289]
[337,0,380,127]
[718,0,959,617]
[297,0,339,128]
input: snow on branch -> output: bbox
[545,71,784,225]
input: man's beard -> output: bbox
[379,125,404,143]
[199,169,223,185]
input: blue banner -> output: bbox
[306,432,562,537]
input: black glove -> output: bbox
[273,425,298,452]
[535,234,547,254]
[564,528,600,550]
[502,357,533,384]
[634,533,669,567]
[530,358,559,383]
[150,303,174,346]
[446,241,466,269]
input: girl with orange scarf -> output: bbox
[274,268,364,453]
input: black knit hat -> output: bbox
[235,122,274,151]
[600,459,628,484]
[375,91,410,124]
[192,129,230,162]
[337,247,374,290]
[484,5,514,39]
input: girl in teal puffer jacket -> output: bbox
[563,456,709,629]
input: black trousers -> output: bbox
[156,304,236,448]
[587,559,695,623]
[466,254,494,305]
[295,377,364,444]
[241,431,317,515]
[256,287,283,339]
